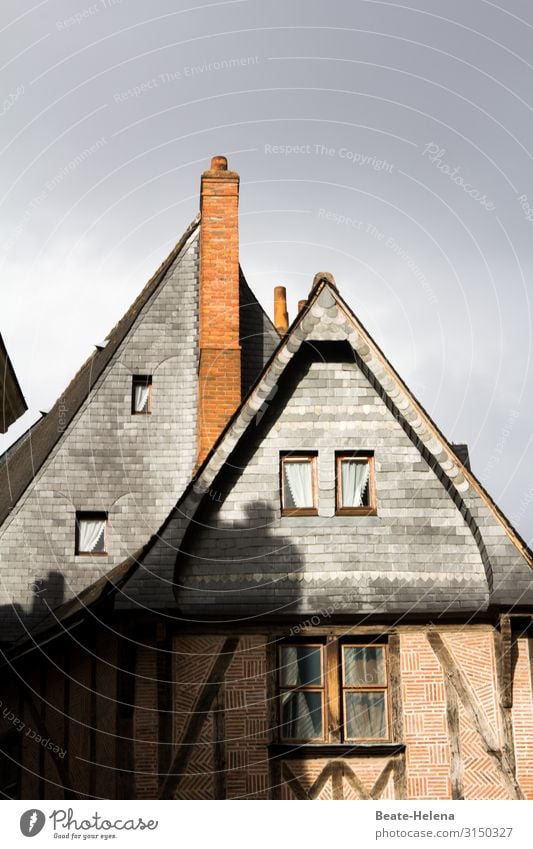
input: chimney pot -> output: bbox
[274,286,289,334]
[298,299,307,313]
[210,155,228,171]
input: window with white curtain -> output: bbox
[279,645,324,740]
[336,452,376,515]
[131,375,152,414]
[342,645,388,740]
[281,454,317,515]
[76,512,107,555]
[277,640,390,744]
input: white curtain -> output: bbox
[341,460,369,507]
[134,383,150,412]
[281,646,321,686]
[284,461,313,508]
[281,691,322,739]
[345,692,386,739]
[344,647,384,686]
[78,518,105,552]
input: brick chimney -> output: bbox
[197,155,241,465]
[274,286,289,334]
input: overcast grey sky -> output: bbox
[1,0,532,542]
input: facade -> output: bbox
[0,157,532,801]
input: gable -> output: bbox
[158,279,532,618]
[0,225,201,641]
[176,339,489,618]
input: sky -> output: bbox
[1,0,532,543]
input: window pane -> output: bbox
[341,460,370,507]
[283,460,313,508]
[280,645,322,687]
[345,692,386,739]
[343,646,386,686]
[78,517,106,553]
[133,377,151,413]
[281,691,323,739]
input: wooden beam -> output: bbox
[116,634,136,799]
[281,761,310,799]
[343,763,372,799]
[213,684,226,800]
[159,637,239,800]
[89,633,97,799]
[529,636,533,701]
[388,633,407,799]
[266,637,280,799]
[157,627,173,792]
[370,759,395,800]
[331,762,344,799]
[427,629,524,799]
[442,671,464,800]
[499,615,514,709]
[494,627,517,778]
[326,637,341,743]
[17,675,74,794]
[308,762,334,799]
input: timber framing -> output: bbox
[427,628,524,800]
[158,637,239,800]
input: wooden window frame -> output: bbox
[280,452,318,516]
[75,511,108,556]
[276,638,390,744]
[335,451,377,516]
[131,374,152,415]
[278,643,325,742]
[341,643,390,743]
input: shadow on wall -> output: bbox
[177,499,307,622]
[175,343,357,623]
[0,571,65,645]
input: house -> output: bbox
[0,156,532,801]
[0,332,27,434]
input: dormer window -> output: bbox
[75,512,107,555]
[280,453,318,516]
[336,452,376,515]
[132,375,152,414]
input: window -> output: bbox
[131,375,152,414]
[336,452,376,515]
[279,644,324,740]
[75,512,108,555]
[278,640,389,743]
[280,453,318,515]
[342,645,388,740]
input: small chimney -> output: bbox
[197,155,241,465]
[298,299,307,313]
[274,286,289,334]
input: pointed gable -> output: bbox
[149,275,533,618]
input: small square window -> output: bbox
[131,375,152,414]
[336,452,376,515]
[280,453,318,516]
[75,512,107,555]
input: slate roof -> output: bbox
[120,273,533,615]
[0,214,200,527]
[0,215,278,531]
